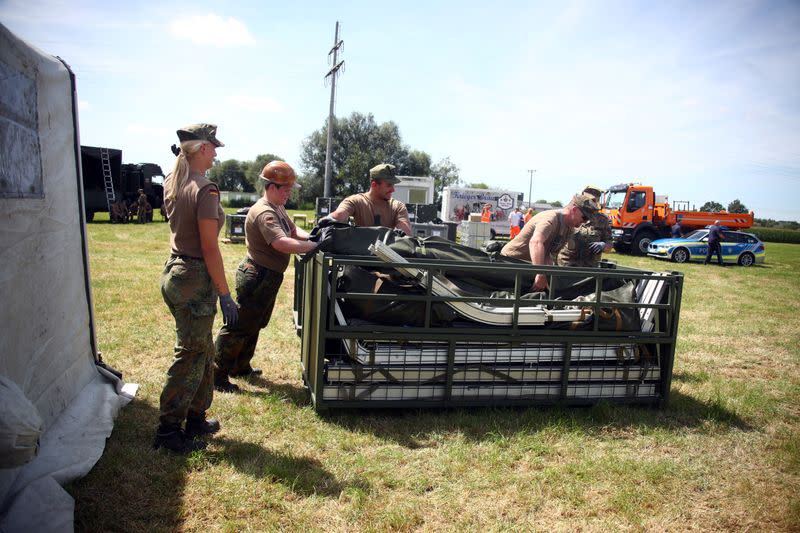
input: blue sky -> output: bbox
[2,0,799,220]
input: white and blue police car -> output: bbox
[647,229,765,266]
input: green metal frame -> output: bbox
[297,252,683,411]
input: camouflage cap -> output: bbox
[582,185,604,198]
[369,163,400,184]
[176,123,225,147]
[571,192,600,218]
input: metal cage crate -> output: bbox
[296,250,683,411]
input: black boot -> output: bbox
[185,415,221,438]
[153,424,207,454]
[214,372,240,393]
[230,367,263,377]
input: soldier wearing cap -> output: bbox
[136,188,149,223]
[557,185,613,267]
[324,163,412,234]
[213,161,318,393]
[155,123,238,454]
[501,193,599,291]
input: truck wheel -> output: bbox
[632,231,656,255]
[738,252,755,267]
[671,247,689,263]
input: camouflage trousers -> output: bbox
[215,257,284,375]
[159,256,216,427]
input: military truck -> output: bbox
[81,145,164,221]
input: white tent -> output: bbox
[0,23,136,532]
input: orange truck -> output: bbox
[601,183,754,254]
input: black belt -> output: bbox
[170,254,203,261]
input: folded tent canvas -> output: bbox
[0,23,135,531]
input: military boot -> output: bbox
[185,415,221,439]
[214,372,240,393]
[153,424,207,454]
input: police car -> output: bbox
[647,229,765,266]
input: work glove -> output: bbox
[588,241,606,254]
[219,293,239,327]
[316,215,338,229]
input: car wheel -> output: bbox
[738,252,755,267]
[671,247,689,263]
[632,231,656,255]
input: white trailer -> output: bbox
[441,186,524,237]
[393,176,435,204]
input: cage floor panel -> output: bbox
[322,382,658,401]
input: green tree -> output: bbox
[700,201,724,212]
[430,157,461,207]
[208,159,252,192]
[467,182,489,189]
[727,199,748,213]
[299,111,449,206]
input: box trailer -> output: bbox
[441,186,524,238]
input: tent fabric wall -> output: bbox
[0,23,135,532]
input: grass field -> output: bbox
[69,212,799,532]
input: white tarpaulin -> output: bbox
[0,23,136,532]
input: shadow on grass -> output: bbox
[240,375,311,406]
[211,437,369,497]
[320,388,750,449]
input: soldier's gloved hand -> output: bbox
[316,215,338,229]
[588,241,606,254]
[219,293,238,327]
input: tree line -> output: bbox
[207,111,461,209]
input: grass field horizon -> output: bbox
[69,214,799,532]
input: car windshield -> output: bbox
[605,191,627,209]
[683,230,707,240]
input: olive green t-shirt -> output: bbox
[164,173,224,258]
[337,193,410,229]
[500,209,572,263]
[245,198,296,273]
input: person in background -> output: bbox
[508,207,524,239]
[501,193,598,291]
[137,189,149,224]
[671,221,683,238]
[524,207,534,225]
[557,185,613,267]
[214,161,318,393]
[322,164,412,234]
[480,203,492,223]
[704,220,725,265]
[155,123,238,454]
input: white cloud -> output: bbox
[78,100,90,111]
[225,93,283,113]
[169,14,256,47]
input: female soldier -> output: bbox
[154,123,239,453]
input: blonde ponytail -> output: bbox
[164,140,207,200]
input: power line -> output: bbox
[323,21,344,198]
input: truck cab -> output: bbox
[602,184,661,254]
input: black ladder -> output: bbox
[100,147,115,213]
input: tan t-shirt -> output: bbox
[164,173,224,258]
[337,193,410,229]
[500,209,572,263]
[245,198,296,273]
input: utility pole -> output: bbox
[527,169,537,205]
[323,21,344,198]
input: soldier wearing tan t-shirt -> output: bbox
[324,163,412,234]
[213,161,317,393]
[155,123,237,454]
[500,193,599,291]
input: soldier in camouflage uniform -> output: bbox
[137,189,148,223]
[557,185,612,267]
[155,123,239,454]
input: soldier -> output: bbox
[155,123,239,454]
[214,161,318,392]
[500,193,599,291]
[137,189,148,224]
[322,164,412,234]
[557,185,613,267]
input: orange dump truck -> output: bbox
[601,183,754,255]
